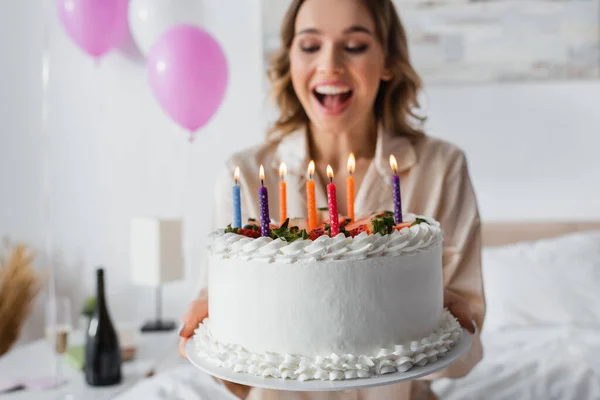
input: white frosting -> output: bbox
[210,214,443,263]
[194,309,461,381]
[207,240,444,358]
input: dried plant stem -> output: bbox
[0,244,42,356]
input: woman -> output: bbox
[179,0,485,398]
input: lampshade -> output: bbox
[130,218,184,286]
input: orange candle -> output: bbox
[347,153,355,222]
[279,162,287,223]
[306,160,317,231]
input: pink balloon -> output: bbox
[147,25,228,134]
[57,0,129,58]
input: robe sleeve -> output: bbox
[425,150,486,379]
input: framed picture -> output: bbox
[262,0,600,85]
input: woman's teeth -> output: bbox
[312,85,353,110]
[314,85,352,95]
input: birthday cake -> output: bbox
[193,212,462,381]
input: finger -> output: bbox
[179,337,189,359]
[452,306,474,334]
[179,300,209,339]
[179,318,201,338]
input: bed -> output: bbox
[117,222,600,400]
[432,221,600,400]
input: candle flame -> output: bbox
[347,153,355,174]
[259,164,265,181]
[327,165,334,179]
[307,160,315,178]
[279,162,287,179]
[389,154,398,173]
[234,166,240,182]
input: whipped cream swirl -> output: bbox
[210,214,443,263]
[194,309,461,381]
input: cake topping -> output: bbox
[225,211,430,242]
[213,213,442,263]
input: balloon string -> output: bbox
[42,0,59,379]
[180,138,195,216]
[179,138,195,264]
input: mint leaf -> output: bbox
[269,218,309,243]
[224,224,239,234]
[370,214,395,235]
[411,217,430,227]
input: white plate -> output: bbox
[186,329,471,392]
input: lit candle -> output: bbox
[232,167,242,228]
[327,165,340,236]
[258,165,270,237]
[389,155,403,223]
[306,160,317,231]
[347,153,355,222]
[279,162,287,224]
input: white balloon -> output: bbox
[129,0,203,56]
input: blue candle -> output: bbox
[389,155,403,223]
[232,167,242,228]
[258,165,270,237]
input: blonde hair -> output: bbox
[267,0,425,139]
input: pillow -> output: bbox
[482,230,600,331]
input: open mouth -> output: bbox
[312,86,354,114]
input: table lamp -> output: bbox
[130,218,184,332]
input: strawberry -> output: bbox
[345,213,377,233]
[348,224,371,237]
[393,222,412,231]
[309,227,325,240]
[237,228,261,238]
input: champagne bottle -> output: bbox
[85,268,122,386]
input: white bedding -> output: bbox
[432,230,600,400]
[432,325,600,400]
[115,364,238,400]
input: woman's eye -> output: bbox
[346,44,368,54]
[300,45,320,53]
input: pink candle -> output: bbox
[326,165,339,236]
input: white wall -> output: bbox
[423,82,600,221]
[1,1,599,344]
[0,0,46,343]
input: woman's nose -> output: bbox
[317,46,345,75]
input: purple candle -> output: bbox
[258,165,270,237]
[389,155,403,223]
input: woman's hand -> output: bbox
[178,294,209,358]
[178,292,252,399]
[444,289,477,334]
